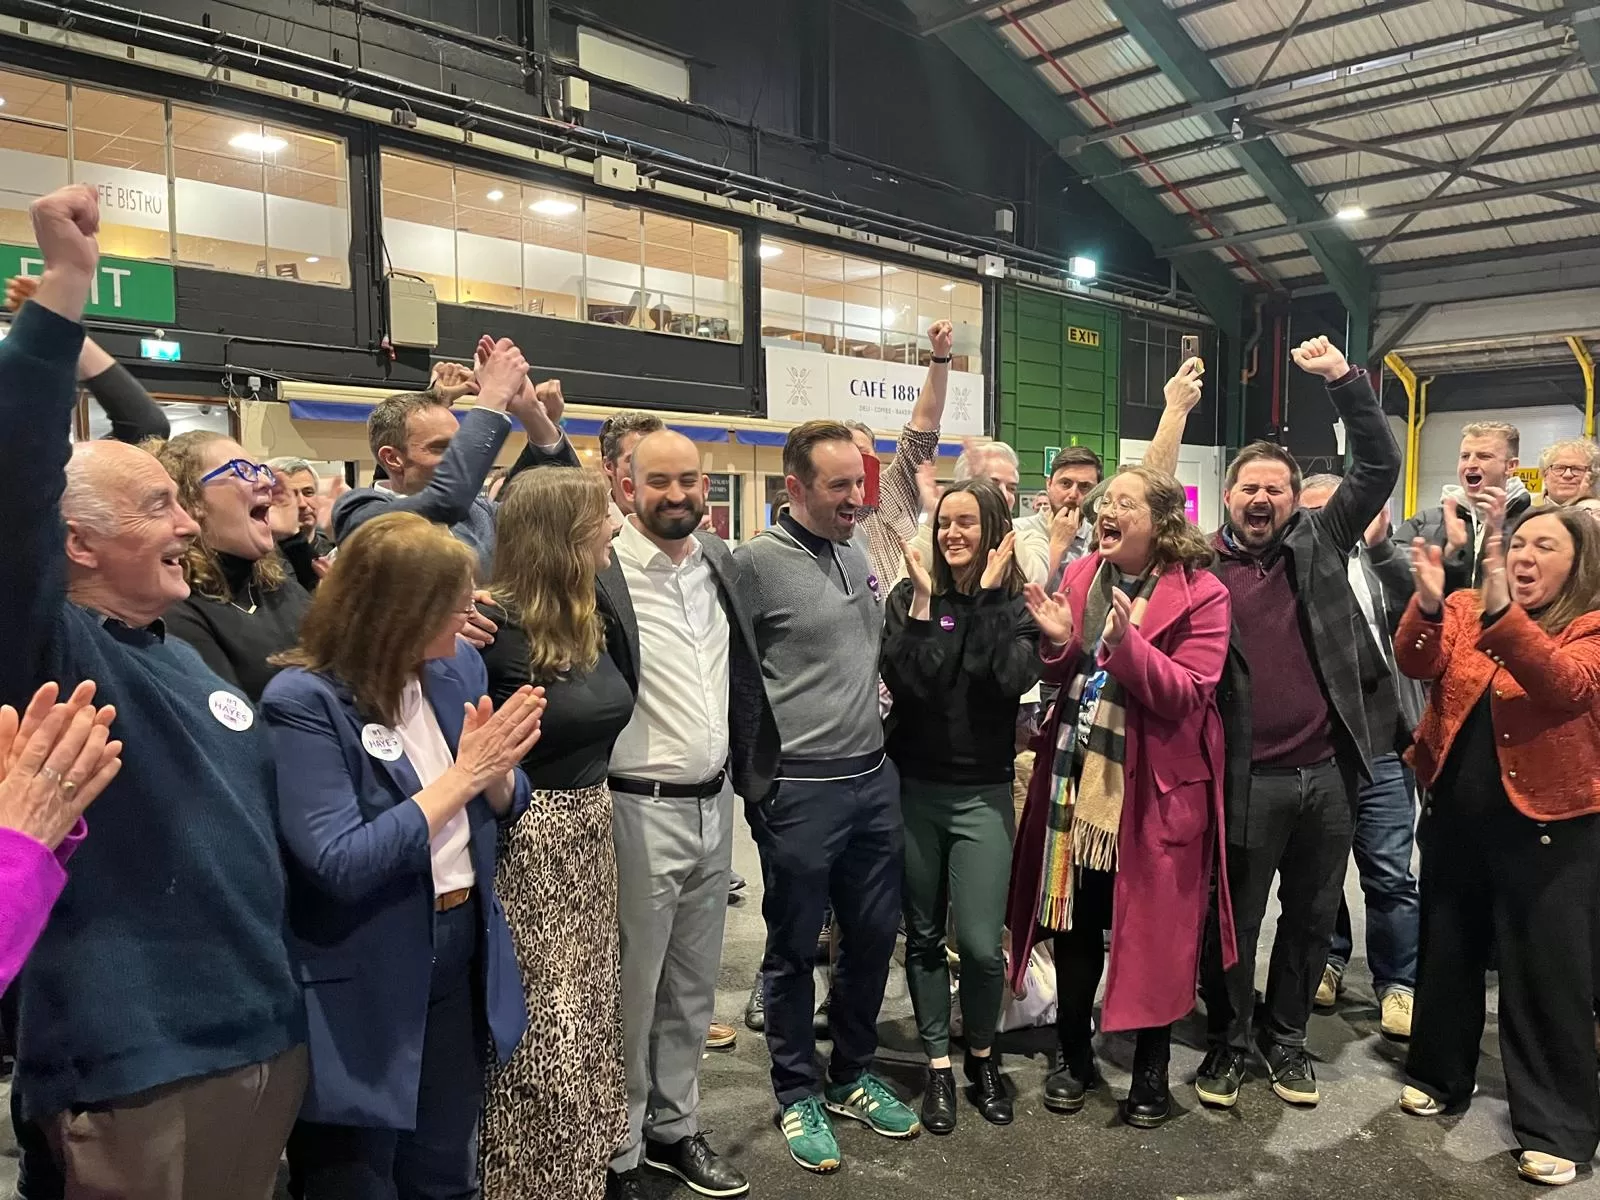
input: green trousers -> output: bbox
[899,778,1016,1058]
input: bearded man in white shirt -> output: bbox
[602,430,779,1200]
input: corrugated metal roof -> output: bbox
[985,0,1600,293]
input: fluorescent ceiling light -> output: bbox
[1335,205,1367,222]
[882,306,900,324]
[758,243,783,259]
[1068,256,1097,280]
[940,283,956,292]
[529,198,577,216]
[486,189,505,202]
[229,132,286,153]
[305,256,320,264]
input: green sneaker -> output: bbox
[778,1096,841,1174]
[823,1072,922,1138]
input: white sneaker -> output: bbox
[1314,965,1340,1009]
[1399,1085,1444,1116]
[1519,1151,1577,1187]
[1381,991,1414,1039]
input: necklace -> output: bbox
[230,582,259,615]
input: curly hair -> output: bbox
[1112,464,1215,572]
[490,467,610,681]
[145,431,287,604]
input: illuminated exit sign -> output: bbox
[139,338,182,362]
[0,243,177,324]
[1067,326,1101,348]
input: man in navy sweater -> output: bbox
[0,184,307,1198]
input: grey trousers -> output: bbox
[608,780,734,1172]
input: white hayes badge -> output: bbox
[208,690,254,731]
[361,724,404,762]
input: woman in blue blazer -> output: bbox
[260,512,547,1200]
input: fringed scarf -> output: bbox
[1035,562,1160,932]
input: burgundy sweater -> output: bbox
[1215,538,1336,768]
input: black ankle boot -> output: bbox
[1043,1047,1100,1114]
[964,1053,1014,1125]
[1125,1056,1172,1128]
[921,1065,958,1135]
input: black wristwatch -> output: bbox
[931,354,953,364]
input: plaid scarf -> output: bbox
[1035,562,1160,932]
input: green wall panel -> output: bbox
[997,284,1121,497]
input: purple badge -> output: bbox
[939,614,956,632]
[867,573,881,599]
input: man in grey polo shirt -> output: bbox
[736,419,921,1174]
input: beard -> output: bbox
[640,500,704,540]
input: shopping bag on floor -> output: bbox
[950,944,1057,1035]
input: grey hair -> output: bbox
[267,455,316,478]
[955,440,1020,481]
[1539,438,1600,475]
[1300,472,1344,494]
[62,444,122,536]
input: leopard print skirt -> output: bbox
[480,783,626,1200]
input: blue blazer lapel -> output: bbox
[423,658,467,752]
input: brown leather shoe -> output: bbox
[706,1021,738,1050]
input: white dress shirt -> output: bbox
[393,676,475,895]
[609,517,731,783]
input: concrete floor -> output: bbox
[4,817,1592,1198]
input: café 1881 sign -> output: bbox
[0,243,177,325]
[763,346,985,438]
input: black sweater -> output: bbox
[164,550,312,701]
[881,579,1041,785]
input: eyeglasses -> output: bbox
[200,459,277,487]
[1104,497,1147,516]
[1547,465,1592,478]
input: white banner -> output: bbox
[764,346,984,437]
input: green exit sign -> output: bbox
[0,243,176,325]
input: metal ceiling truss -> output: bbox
[898,1,1248,336]
[1258,206,1600,266]
[1139,91,1600,195]
[1023,0,1431,79]
[1162,165,1600,256]
[1192,129,1600,223]
[1096,0,1371,349]
[1060,9,1571,153]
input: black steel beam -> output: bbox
[1143,92,1600,195]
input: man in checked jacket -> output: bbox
[1196,336,1402,1113]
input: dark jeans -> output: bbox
[1055,869,1171,1079]
[748,753,903,1107]
[1407,794,1600,1162]
[1327,753,1420,996]
[288,897,488,1200]
[1203,758,1355,1052]
[5,984,62,1200]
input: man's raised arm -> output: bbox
[0,186,98,703]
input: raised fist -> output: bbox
[533,379,565,424]
[29,184,100,279]
[928,319,954,360]
[1290,336,1351,383]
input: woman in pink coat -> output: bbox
[1009,464,1235,1129]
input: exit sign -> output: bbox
[1043,445,1061,473]
[0,243,177,325]
[140,338,182,362]
[1067,325,1101,348]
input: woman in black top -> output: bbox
[881,478,1040,1135]
[476,467,635,1200]
[153,433,314,701]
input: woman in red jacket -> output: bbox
[1009,464,1233,1129]
[1397,499,1600,1188]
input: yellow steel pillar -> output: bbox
[1569,336,1595,439]
[1386,352,1421,519]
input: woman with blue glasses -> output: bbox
[152,434,315,701]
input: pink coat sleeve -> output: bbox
[1098,579,1230,721]
[0,822,79,991]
